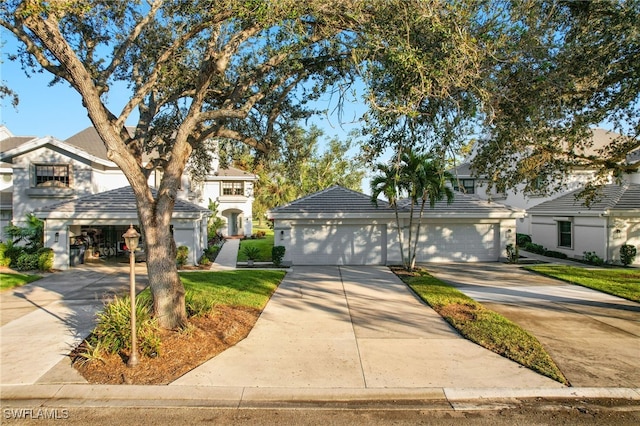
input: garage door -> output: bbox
[415,223,498,262]
[290,224,385,265]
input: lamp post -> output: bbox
[122,224,140,367]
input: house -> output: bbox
[452,128,640,235]
[527,184,640,266]
[451,128,640,264]
[0,125,257,269]
[269,185,523,265]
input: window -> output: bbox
[454,179,475,194]
[35,164,70,187]
[222,181,244,196]
[558,221,572,248]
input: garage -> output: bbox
[414,222,499,262]
[289,223,386,265]
[269,185,523,266]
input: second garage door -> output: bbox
[289,224,385,265]
[414,223,499,262]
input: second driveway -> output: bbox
[425,263,640,388]
[173,266,562,389]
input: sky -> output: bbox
[0,30,364,140]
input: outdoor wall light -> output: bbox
[280,230,284,240]
[506,229,513,239]
[614,228,622,239]
[54,232,59,243]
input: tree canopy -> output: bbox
[358,0,639,200]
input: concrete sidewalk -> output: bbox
[209,238,239,271]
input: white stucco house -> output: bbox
[451,128,640,265]
[269,185,523,266]
[527,184,640,266]
[0,125,257,269]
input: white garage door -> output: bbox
[290,224,384,265]
[415,223,498,262]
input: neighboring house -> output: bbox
[0,125,256,269]
[527,184,640,266]
[452,128,640,235]
[451,128,640,264]
[269,185,523,266]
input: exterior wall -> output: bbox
[608,216,640,266]
[172,218,208,266]
[11,146,97,225]
[0,166,12,238]
[530,214,607,260]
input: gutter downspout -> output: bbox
[602,210,610,263]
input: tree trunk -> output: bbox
[144,220,187,329]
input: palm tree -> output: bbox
[408,153,455,270]
[370,161,407,268]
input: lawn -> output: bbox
[237,228,275,262]
[0,272,42,290]
[395,267,568,385]
[179,269,286,312]
[524,265,640,302]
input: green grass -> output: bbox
[179,270,285,311]
[0,272,42,291]
[138,270,286,317]
[237,233,274,262]
[397,268,568,385]
[524,265,640,302]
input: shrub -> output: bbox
[16,252,39,271]
[204,245,220,261]
[198,254,211,266]
[37,248,54,271]
[506,244,518,263]
[176,245,189,267]
[516,233,532,246]
[583,251,604,266]
[0,243,11,267]
[92,295,160,358]
[272,245,286,267]
[543,250,568,259]
[2,241,24,266]
[523,242,545,255]
[242,245,261,261]
[620,244,637,266]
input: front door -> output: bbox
[230,213,238,235]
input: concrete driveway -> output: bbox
[425,263,640,388]
[174,266,563,389]
[0,263,148,385]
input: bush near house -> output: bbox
[522,242,568,260]
[272,246,286,267]
[620,244,637,267]
[583,251,605,266]
[176,246,189,268]
[516,233,532,246]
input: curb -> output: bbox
[2,385,639,410]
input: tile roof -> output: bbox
[35,186,210,218]
[270,185,522,218]
[528,184,640,214]
[0,136,35,152]
[396,191,521,216]
[270,185,390,215]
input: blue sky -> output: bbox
[1,31,364,142]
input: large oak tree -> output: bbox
[2,0,367,328]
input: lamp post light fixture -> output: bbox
[122,224,141,367]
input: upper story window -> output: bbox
[222,181,244,196]
[454,179,475,194]
[35,164,70,187]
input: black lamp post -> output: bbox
[122,224,140,367]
